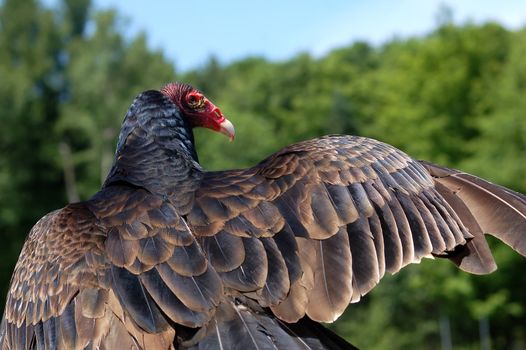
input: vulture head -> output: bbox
[160,82,235,141]
[106,82,236,195]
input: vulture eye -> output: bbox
[186,92,204,109]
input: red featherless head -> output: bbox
[161,82,235,141]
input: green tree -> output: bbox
[462,28,526,193]
[0,0,65,302]
[361,22,510,165]
[57,10,175,198]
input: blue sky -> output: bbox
[60,0,526,71]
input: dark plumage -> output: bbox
[1,83,525,349]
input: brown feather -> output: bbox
[218,237,268,291]
[256,238,290,307]
[434,182,497,274]
[307,227,353,322]
[204,231,245,272]
[137,234,174,265]
[139,266,211,327]
[165,241,208,276]
[422,161,526,255]
[273,229,302,283]
[156,262,222,314]
[105,228,139,267]
[271,237,316,323]
[347,217,380,301]
[324,184,359,223]
[80,289,108,319]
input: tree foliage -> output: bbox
[0,1,525,348]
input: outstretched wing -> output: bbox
[187,135,526,323]
[0,186,224,350]
[0,203,111,349]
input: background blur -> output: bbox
[1,0,525,348]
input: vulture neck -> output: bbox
[103,90,203,200]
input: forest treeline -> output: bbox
[0,1,525,348]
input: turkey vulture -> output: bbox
[1,82,525,350]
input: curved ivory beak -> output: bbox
[219,119,235,141]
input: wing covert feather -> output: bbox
[188,135,490,323]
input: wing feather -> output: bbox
[256,238,290,307]
[110,265,169,333]
[187,135,524,324]
[347,217,379,301]
[422,161,526,255]
[1,186,217,349]
[204,232,245,272]
[139,266,209,327]
[218,237,268,291]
